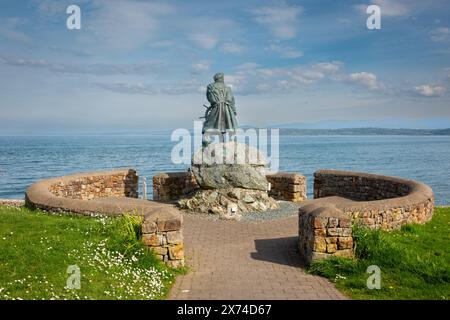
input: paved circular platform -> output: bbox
[168,214,347,300]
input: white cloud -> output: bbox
[348,72,382,90]
[221,42,244,54]
[188,34,219,50]
[185,18,235,50]
[312,62,342,73]
[354,0,412,17]
[251,3,302,39]
[266,44,303,58]
[85,0,176,51]
[191,62,211,73]
[95,80,201,96]
[414,84,446,97]
[0,55,165,75]
[33,0,71,17]
[224,61,344,94]
[430,27,450,43]
[0,17,32,45]
[0,27,32,45]
[151,40,176,48]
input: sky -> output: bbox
[0,0,449,134]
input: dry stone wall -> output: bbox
[298,204,353,264]
[25,169,184,267]
[153,171,308,203]
[153,172,199,201]
[49,170,138,199]
[142,214,184,268]
[313,170,434,230]
[266,172,307,202]
[298,170,435,264]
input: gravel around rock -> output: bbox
[180,200,301,222]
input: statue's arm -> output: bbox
[206,84,216,105]
[227,87,236,115]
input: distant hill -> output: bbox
[278,127,450,136]
[268,119,450,130]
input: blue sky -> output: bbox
[0,0,449,133]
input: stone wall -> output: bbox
[313,170,434,230]
[153,170,307,203]
[298,204,353,265]
[142,212,184,268]
[298,170,435,264]
[25,169,184,267]
[266,172,307,202]
[153,172,199,201]
[314,171,410,201]
[49,170,138,200]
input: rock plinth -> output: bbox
[191,142,269,191]
[178,188,278,220]
[179,142,278,218]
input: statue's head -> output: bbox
[213,72,224,83]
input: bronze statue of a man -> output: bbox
[202,72,238,144]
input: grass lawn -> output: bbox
[309,207,450,300]
[0,205,184,300]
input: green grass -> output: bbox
[0,205,184,300]
[308,207,450,300]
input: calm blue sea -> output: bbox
[0,135,449,205]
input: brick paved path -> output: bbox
[168,215,347,300]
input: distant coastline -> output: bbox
[278,128,450,136]
[2,127,450,136]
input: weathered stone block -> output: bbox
[328,217,339,228]
[333,249,353,258]
[142,233,166,246]
[338,237,353,249]
[325,237,337,244]
[142,221,157,234]
[167,259,184,268]
[314,217,327,229]
[168,244,184,260]
[338,218,351,228]
[150,246,168,255]
[162,219,182,232]
[313,237,327,253]
[166,230,183,244]
[326,243,337,253]
[314,228,326,236]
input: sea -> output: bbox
[0,135,449,205]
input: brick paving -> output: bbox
[168,214,347,300]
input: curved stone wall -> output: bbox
[25,169,184,267]
[48,169,138,200]
[153,170,308,203]
[313,170,434,229]
[299,170,435,264]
